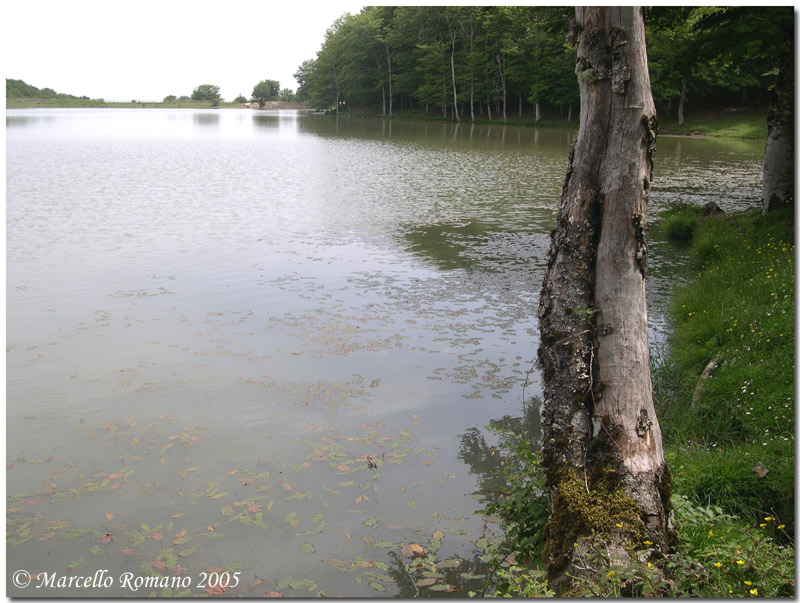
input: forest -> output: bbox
[294,6,792,124]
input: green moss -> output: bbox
[544,465,647,584]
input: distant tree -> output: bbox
[278,88,295,101]
[252,79,280,107]
[233,94,248,104]
[163,94,177,102]
[191,84,221,103]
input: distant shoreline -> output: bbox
[6,98,312,110]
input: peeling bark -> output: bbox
[538,7,672,594]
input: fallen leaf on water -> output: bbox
[328,559,349,568]
[23,499,41,505]
[36,532,56,542]
[247,504,262,513]
[150,560,166,570]
[120,547,137,556]
[416,578,437,587]
[100,533,113,544]
[362,535,376,546]
[432,530,445,541]
[410,543,424,554]
[171,512,185,519]
[204,585,225,596]
[265,592,283,598]
[281,482,293,491]
[151,532,164,541]
[336,464,351,472]
[108,473,123,479]
[106,513,114,520]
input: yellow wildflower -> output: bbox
[744,581,752,586]
[736,560,745,566]
[708,529,713,537]
[765,516,773,522]
[607,570,615,578]
[714,562,722,568]
[750,588,758,596]
[778,524,785,530]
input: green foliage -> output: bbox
[6,78,86,100]
[656,205,794,527]
[664,495,794,598]
[478,429,548,564]
[191,84,221,103]
[252,79,280,105]
[295,6,784,121]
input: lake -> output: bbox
[6,109,764,597]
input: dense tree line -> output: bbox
[6,78,87,100]
[294,6,792,123]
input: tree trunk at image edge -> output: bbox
[762,22,794,213]
[537,6,673,594]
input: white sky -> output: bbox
[4,1,366,101]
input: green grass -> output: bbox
[658,107,768,139]
[655,204,794,527]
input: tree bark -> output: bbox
[762,30,794,212]
[385,44,394,118]
[677,79,687,126]
[537,6,672,595]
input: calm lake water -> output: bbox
[6,109,764,597]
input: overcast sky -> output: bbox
[4,1,366,101]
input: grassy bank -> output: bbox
[658,106,768,139]
[653,202,795,527]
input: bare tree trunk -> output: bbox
[538,6,672,595]
[497,53,507,124]
[677,79,687,126]
[450,31,461,122]
[535,101,541,122]
[762,30,794,212]
[386,44,394,117]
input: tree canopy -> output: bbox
[191,84,222,103]
[295,6,792,120]
[252,79,281,106]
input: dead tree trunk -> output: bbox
[537,6,672,595]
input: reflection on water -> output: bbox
[6,109,764,596]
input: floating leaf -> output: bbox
[299,542,315,554]
[432,530,444,541]
[120,546,137,557]
[369,582,386,592]
[105,512,114,520]
[364,518,379,527]
[289,579,316,590]
[362,535,375,546]
[89,546,103,555]
[179,547,198,558]
[417,578,437,587]
[328,558,349,568]
[311,513,324,523]
[100,533,113,544]
[410,543,424,554]
[150,560,166,570]
[437,558,462,569]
